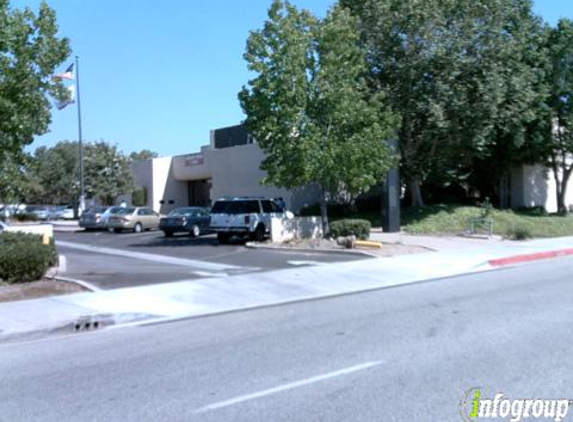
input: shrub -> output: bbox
[0,232,58,284]
[12,212,38,222]
[506,225,532,241]
[132,187,147,207]
[330,219,371,240]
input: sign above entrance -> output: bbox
[185,153,204,166]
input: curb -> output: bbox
[488,247,573,267]
[0,313,116,344]
[51,275,102,292]
[0,312,159,344]
[244,241,379,257]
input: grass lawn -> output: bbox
[337,205,573,239]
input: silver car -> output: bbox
[107,207,161,233]
[79,206,123,230]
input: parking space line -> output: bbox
[193,361,382,414]
[56,241,241,271]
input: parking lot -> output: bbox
[55,229,368,290]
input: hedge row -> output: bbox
[0,232,58,284]
[330,219,371,240]
[11,212,39,222]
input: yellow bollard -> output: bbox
[42,232,50,245]
[355,240,383,249]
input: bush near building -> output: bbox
[0,233,58,284]
[132,187,147,207]
[330,219,371,240]
[11,212,38,222]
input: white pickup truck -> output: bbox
[209,197,287,243]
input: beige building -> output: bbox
[131,124,320,214]
[510,164,573,213]
[131,123,573,215]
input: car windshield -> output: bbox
[115,207,136,215]
[106,206,123,214]
[169,208,197,216]
[86,207,106,214]
[211,200,259,214]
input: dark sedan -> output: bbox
[159,207,211,237]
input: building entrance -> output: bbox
[188,179,211,207]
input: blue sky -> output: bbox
[12,0,573,157]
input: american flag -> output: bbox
[54,63,74,80]
[57,85,75,110]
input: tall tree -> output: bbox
[546,19,573,214]
[0,152,39,205]
[32,141,79,204]
[342,0,543,207]
[130,149,158,162]
[30,140,134,206]
[84,141,134,206]
[0,1,70,160]
[239,1,397,232]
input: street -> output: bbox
[1,256,572,421]
[55,230,365,289]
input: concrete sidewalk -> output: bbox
[2,235,573,343]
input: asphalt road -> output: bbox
[55,230,365,289]
[2,256,573,421]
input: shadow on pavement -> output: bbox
[127,235,249,248]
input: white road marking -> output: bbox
[191,271,229,278]
[56,241,240,271]
[194,361,382,414]
[287,260,328,266]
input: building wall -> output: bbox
[131,160,153,207]
[511,164,573,213]
[152,157,188,214]
[132,157,188,214]
[205,143,320,212]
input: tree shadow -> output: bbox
[127,234,248,248]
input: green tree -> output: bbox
[32,141,79,204]
[0,1,70,160]
[129,149,158,161]
[239,1,397,232]
[84,141,134,206]
[546,19,573,214]
[30,140,134,206]
[0,152,39,205]
[342,0,544,207]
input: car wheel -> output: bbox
[217,233,230,244]
[164,230,173,238]
[190,225,200,238]
[253,224,265,242]
[134,223,143,233]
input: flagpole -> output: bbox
[75,55,85,214]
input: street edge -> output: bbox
[488,247,573,267]
[244,241,385,258]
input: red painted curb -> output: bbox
[488,248,573,267]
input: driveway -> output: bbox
[55,230,367,289]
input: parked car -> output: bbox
[25,205,51,221]
[107,207,160,233]
[79,206,123,230]
[60,205,76,220]
[209,197,287,243]
[159,207,211,237]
